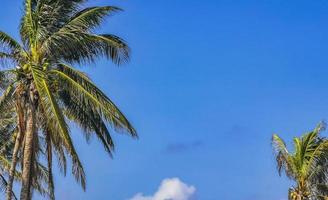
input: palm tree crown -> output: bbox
[0,0,137,199]
[272,122,328,200]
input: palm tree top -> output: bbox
[272,122,328,199]
[0,0,137,199]
[0,0,130,67]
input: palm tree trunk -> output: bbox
[6,131,22,200]
[6,99,25,200]
[20,103,35,200]
[46,132,55,200]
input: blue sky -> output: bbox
[3,0,328,199]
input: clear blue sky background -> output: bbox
[2,0,328,199]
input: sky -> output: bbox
[2,0,328,199]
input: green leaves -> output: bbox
[0,32,25,66]
[272,134,295,178]
[90,34,130,65]
[0,32,22,53]
[40,6,129,65]
[31,65,86,190]
[20,0,37,45]
[61,90,115,156]
[273,122,328,199]
[54,63,136,136]
[0,84,15,113]
[66,6,122,31]
[0,0,135,198]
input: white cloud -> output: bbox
[129,178,196,200]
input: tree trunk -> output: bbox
[6,99,25,200]
[19,103,35,200]
[6,131,22,200]
[46,132,55,200]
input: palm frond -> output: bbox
[272,134,296,178]
[0,85,16,124]
[273,122,328,199]
[39,5,129,65]
[31,65,86,190]
[89,34,130,65]
[61,90,114,156]
[302,123,328,178]
[52,63,136,136]
[0,31,23,53]
[40,6,120,46]
[20,0,37,45]
[0,0,135,198]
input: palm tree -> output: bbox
[272,122,328,200]
[0,107,18,200]
[0,100,50,200]
[0,0,137,199]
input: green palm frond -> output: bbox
[61,90,115,156]
[31,65,86,190]
[43,32,130,65]
[302,123,327,178]
[50,135,67,176]
[0,31,22,53]
[20,0,36,45]
[0,0,135,198]
[273,122,328,199]
[60,6,120,31]
[52,63,136,136]
[0,85,16,121]
[40,6,121,46]
[0,32,25,67]
[38,6,128,65]
[89,34,130,65]
[272,134,296,178]
[34,0,86,45]
[0,71,16,90]
[0,155,12,173]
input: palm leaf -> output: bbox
[20,0,37,45]
[272,134,296,178]
[0,31,22,53]
[61,90,115,156]
[31,65,86,190]
[40,6,129,65]
[52,63,136,136]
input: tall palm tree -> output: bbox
[0,98,50,200]
[272,122,328,200]
[0,0,137,199]
[0,106,18,200]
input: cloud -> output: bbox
[129,178,196,200]
[165,141,203,154]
